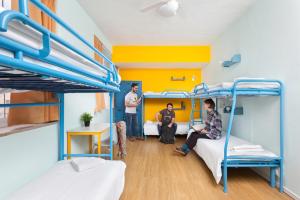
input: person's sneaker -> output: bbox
[174,147,187,156]
[136,137,145,141]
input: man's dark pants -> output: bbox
[157,123,177,136]
[125,113,138,137]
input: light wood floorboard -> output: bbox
[115,137,291,200]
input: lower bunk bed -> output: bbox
[144,121,189,135]
[7,158,126,200]
[188,132,280,190]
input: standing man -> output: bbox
[156,103,177,139]
[125,83,142,141]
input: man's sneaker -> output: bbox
[174,147,187,156]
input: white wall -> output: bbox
[204,0,300,198]
[0,0,112,199]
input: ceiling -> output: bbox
[77,0,256,45]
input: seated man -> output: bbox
[175,99,222,155]
[155,103,177,143]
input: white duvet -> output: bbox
[7,160,126,200]
[191,134,277,183]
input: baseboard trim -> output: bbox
[252,168,299,200]
[284,187,300,200]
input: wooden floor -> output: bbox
[116,137,291,200]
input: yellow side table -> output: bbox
[67,123,110,159]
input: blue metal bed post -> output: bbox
[223,86,238,193]
[57,93,64,161]
[200,99,203,122]
[270,167,276,188]
[142,95,146,139]
[19,0,29,16]
[109,92,113,160]
[190,97,194,126]
[279,81,284,192]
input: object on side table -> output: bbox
[80,112,93,127]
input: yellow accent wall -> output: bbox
[119,68,201,122]
[112,46,210,63]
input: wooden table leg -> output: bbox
[89,135,93,154]
[67,133,71,159]
[98,133,101,155]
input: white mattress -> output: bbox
[190,133,277,184]
[209,82,280,90]
[7,160,126,200]
[143,91,189,96]
[144,121,189,135]
[0,7,120,85]
[195,79,280,92]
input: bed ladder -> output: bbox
[190,98,203,127]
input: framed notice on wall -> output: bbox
[0,0,11,9]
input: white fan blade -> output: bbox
[140,0,168,12]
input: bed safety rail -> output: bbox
[192,82,209,94]
[161,90,190,97]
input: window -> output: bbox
[0,92,10,128]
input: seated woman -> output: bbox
[175,99,222,155]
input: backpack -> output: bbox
[160,124,175,144]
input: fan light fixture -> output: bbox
[158,0,179,17]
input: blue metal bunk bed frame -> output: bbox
[143,90,190,99]
[142,90,190,137]
[191,79,284,193]
[0,0,120,160]
[190,83,207,126]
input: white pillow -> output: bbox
[71,157,106,172]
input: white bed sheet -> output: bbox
[191,134,277,184]
[144,121,189,135]
[7,160,126,200]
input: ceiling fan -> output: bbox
[140,0,180,17]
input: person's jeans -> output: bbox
[157,123,177,136]
[125,113,138,137]
[186,132,211,149]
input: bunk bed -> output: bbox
[0,1,125,199]
[190,78,284,193]
[142,90,191,136]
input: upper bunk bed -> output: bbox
[191,78,281,98]
[0,0,121,161]
[0,1,120,94]
[143,90,190,99]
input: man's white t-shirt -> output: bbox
[125,92,138,114]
